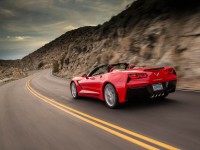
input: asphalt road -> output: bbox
[0,70,200,150]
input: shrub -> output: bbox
[38,62,44,69]
[52,60,59,73]
[60,54,66,69]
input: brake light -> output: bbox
[129,73,148,79]
[164,68,174,74]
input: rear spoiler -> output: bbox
[144,67,164,71]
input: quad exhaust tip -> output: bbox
[150,92,165,99]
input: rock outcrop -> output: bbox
[1,0,200,89]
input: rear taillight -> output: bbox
[164,68,175,75]
[129,73,148,79]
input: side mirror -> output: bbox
[82,74,88,79]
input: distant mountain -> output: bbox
[1,0,200,89]
[0,60,20,67]
[0,60,26,82]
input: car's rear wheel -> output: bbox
[104,83,119,109]
[70,82,79,99]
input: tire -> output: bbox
[104,83,119,109]
[70,82,79,99]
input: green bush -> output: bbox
[52,60,59,73]
[38,62,44,69]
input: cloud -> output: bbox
[75,0,83,2]
[14,36,32,41]
[0,0,134,60]
[64,25,77,31]
[15,36,27,41]
[0,9,15,18]
[0,37,49,60]
[4,36,32,41]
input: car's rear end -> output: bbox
[125,66,177,100]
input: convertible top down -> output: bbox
[70,63,177,108]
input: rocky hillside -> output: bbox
[1,0,200,89]
[0,60,27,85]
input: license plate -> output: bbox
[152,83,163,91]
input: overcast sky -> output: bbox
[0,0,133,60]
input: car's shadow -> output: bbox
[120,97,180,110]
[74,96,180,111]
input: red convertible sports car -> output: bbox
[70,63,177,108]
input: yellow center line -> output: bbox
[26,79,180,150]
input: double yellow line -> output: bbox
[26,79,179,150]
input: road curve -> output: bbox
[0,70,200,150]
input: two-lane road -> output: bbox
[0,70,200,150]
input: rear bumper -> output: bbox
[126,80,177,101]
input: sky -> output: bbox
[0,0,134,60]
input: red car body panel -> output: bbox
[71,65,177,103]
